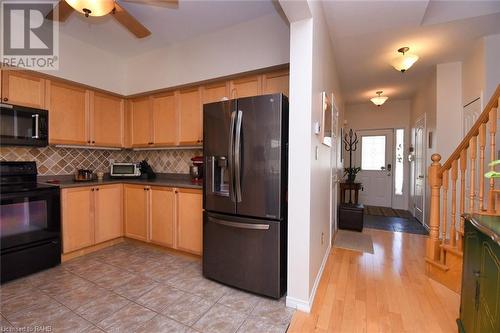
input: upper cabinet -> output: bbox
[46,80,88,145]
[91,92,124,148]
[229,75,262,99]
[262,70,289,97]
[1,70,46,109]
[1,67,288,149]
[202,81,229,105]
[152,92,177,146]
[130,97,152,147]
[178,88,202,145]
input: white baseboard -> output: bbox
[286,244,331,313]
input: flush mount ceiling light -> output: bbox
[370,91,388,106]
[65,0,115,17]
[392,47,419,73]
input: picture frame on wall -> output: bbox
[321,92,333,147]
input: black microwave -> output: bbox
[0,103,48,147]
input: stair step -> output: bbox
[425,258,449,271]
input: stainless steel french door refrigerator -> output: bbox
[203,93,288,299]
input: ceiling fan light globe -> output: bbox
[65,0,115,17]
[392,53,419,72]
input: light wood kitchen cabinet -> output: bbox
[229,75,262,99]
[152,92,177,146]
[46,80,88,145]
[91,92,124,147]
[130,97,152,147]
[94,184,123,243]
[178,88,202,145]
[150,187,176,247]
[124,184,149,241]
[62,185,124,253]
[262,70,289,97]
[1,70,46,109]
[202,81,229,105]
[61,187,94,253]
[122,185,201,255]
[176,188,203,255]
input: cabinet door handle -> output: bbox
[3,97,8,102]
[91,188,95,191]
[95,188,99,191]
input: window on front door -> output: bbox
[361,135,386,170]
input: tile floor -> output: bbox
[363,214,429,235]
[0,242,294,333]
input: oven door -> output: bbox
[0,188,60,251]
[0,103,49,147]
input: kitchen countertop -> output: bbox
[38,173,203,190]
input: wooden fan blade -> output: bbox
[112,3,151,38]
[122,0,179,9]
[46,0,74,21]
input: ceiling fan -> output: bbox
[46,0,179,38]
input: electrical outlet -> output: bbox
[321,232,324,245]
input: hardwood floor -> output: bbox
[288,228,460,333]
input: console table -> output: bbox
[340,182,362,204]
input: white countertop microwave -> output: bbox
[110,162,141,177]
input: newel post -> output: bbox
[427,154,442,261]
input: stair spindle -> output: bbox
[450,160,458,247]
[441,169,449,264]
[488,108,497,213]
[479,123,486,211]
[459,149,467,251]
[469,136,477,214]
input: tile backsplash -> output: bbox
[0,146,203,176]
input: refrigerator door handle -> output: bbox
[228,110,237,202]
[234,110,243,202]
[208,216,269,230]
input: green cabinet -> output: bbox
[458,217,500,333]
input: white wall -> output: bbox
[280,0,344,312]
[33,13,289,96]
[484,33,500,101]
[436,62,463,161]
[462,39,485,106]
[345,100,411,210]
[38,31,127,94]
[124,13,290,95]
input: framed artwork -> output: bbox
[321,92,333,147]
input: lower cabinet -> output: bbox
[459,218,500,333]
[177,188,203,255]
[150,187,176,247]
[62,184,123,254]
[124,184,149,241]
[123,185,202,255]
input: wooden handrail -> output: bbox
[439,85,500,173]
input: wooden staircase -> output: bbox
[425,85,500,293]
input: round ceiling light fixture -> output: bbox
[370,91,388,107]
[392,47,419,73]
[65,0,115,17]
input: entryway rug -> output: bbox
[334,230,374,254]
[364,205,413,219]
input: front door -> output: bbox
[357,129,393,207]
[413,116,425,223]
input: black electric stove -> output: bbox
[0,161,61,283]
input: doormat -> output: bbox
[364,205,413,219]
[333,230,374,254]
